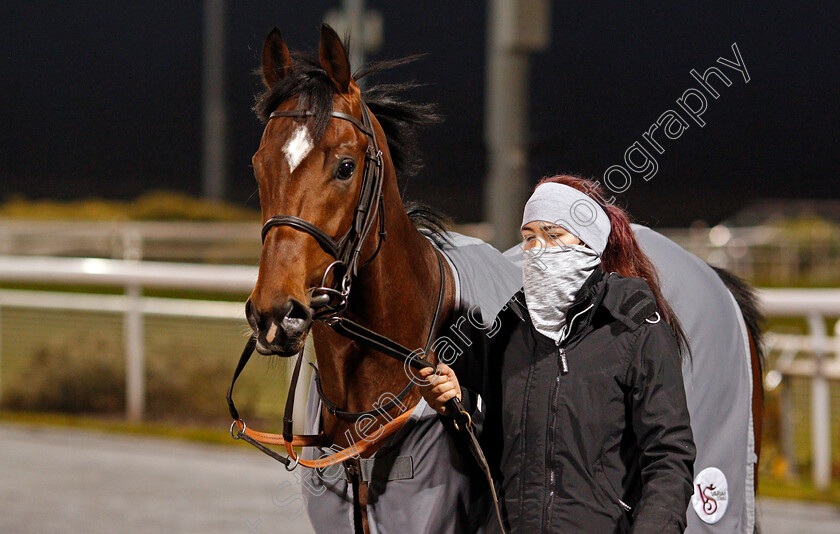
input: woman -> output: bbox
[419,175,696,533]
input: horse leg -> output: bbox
[749,331,763,492]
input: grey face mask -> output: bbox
[523,244,601,343]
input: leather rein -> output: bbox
[226,99,507,533]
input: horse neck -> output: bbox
[310,164,454,443]
[350,194,447,345]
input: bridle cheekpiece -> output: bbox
[261,101,386,319]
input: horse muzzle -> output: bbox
[246,298,313,356]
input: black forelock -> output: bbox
[253,52,442,179]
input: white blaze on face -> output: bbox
[283,125,314,173]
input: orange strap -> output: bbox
[232,406,414,469]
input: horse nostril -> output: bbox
[277,299,294,318]
[280,298,312,337]
[245,300,259,330]
[286,299,310,321]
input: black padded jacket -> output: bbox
[475,266,696,534]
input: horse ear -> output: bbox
[262,27,292,88]
[319,24,352,93]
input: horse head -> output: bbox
[246,25,391,357]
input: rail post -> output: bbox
[124,283,145,422]
[807,312,830,489]
[778,378,797,476]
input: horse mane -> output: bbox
[404,200,453,247]
[253,51,450,244]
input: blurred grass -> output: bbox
[759,473,840,505]
[0,191,258,221]
[772,216,840,241]
[1,332,261,422]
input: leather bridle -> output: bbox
[228,97,444,458]
[227,98,508,534]
[260,103,387,320]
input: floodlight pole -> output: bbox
[484,0,550,249]
[325,0,383,89]
[202,0,227,200]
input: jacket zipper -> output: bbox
[539,299,594,529]
[542,341,566,530]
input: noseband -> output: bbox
[260,102,386,319]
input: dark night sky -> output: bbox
[1,1,837,226]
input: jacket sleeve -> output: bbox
[625,320,696,533]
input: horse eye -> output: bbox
[335,159,356,180]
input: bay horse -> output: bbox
[233,24,764,534]
[236,24,495,534]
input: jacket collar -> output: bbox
[510,266,607,346]
[510,265,658,344]
[560,265,607,344]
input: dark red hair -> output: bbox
[537,175,688,352]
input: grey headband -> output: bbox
[521,182,612,255]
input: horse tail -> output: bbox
[709,266,766,378]
[710,265,766,504]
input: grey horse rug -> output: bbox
[633,224,756,533]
